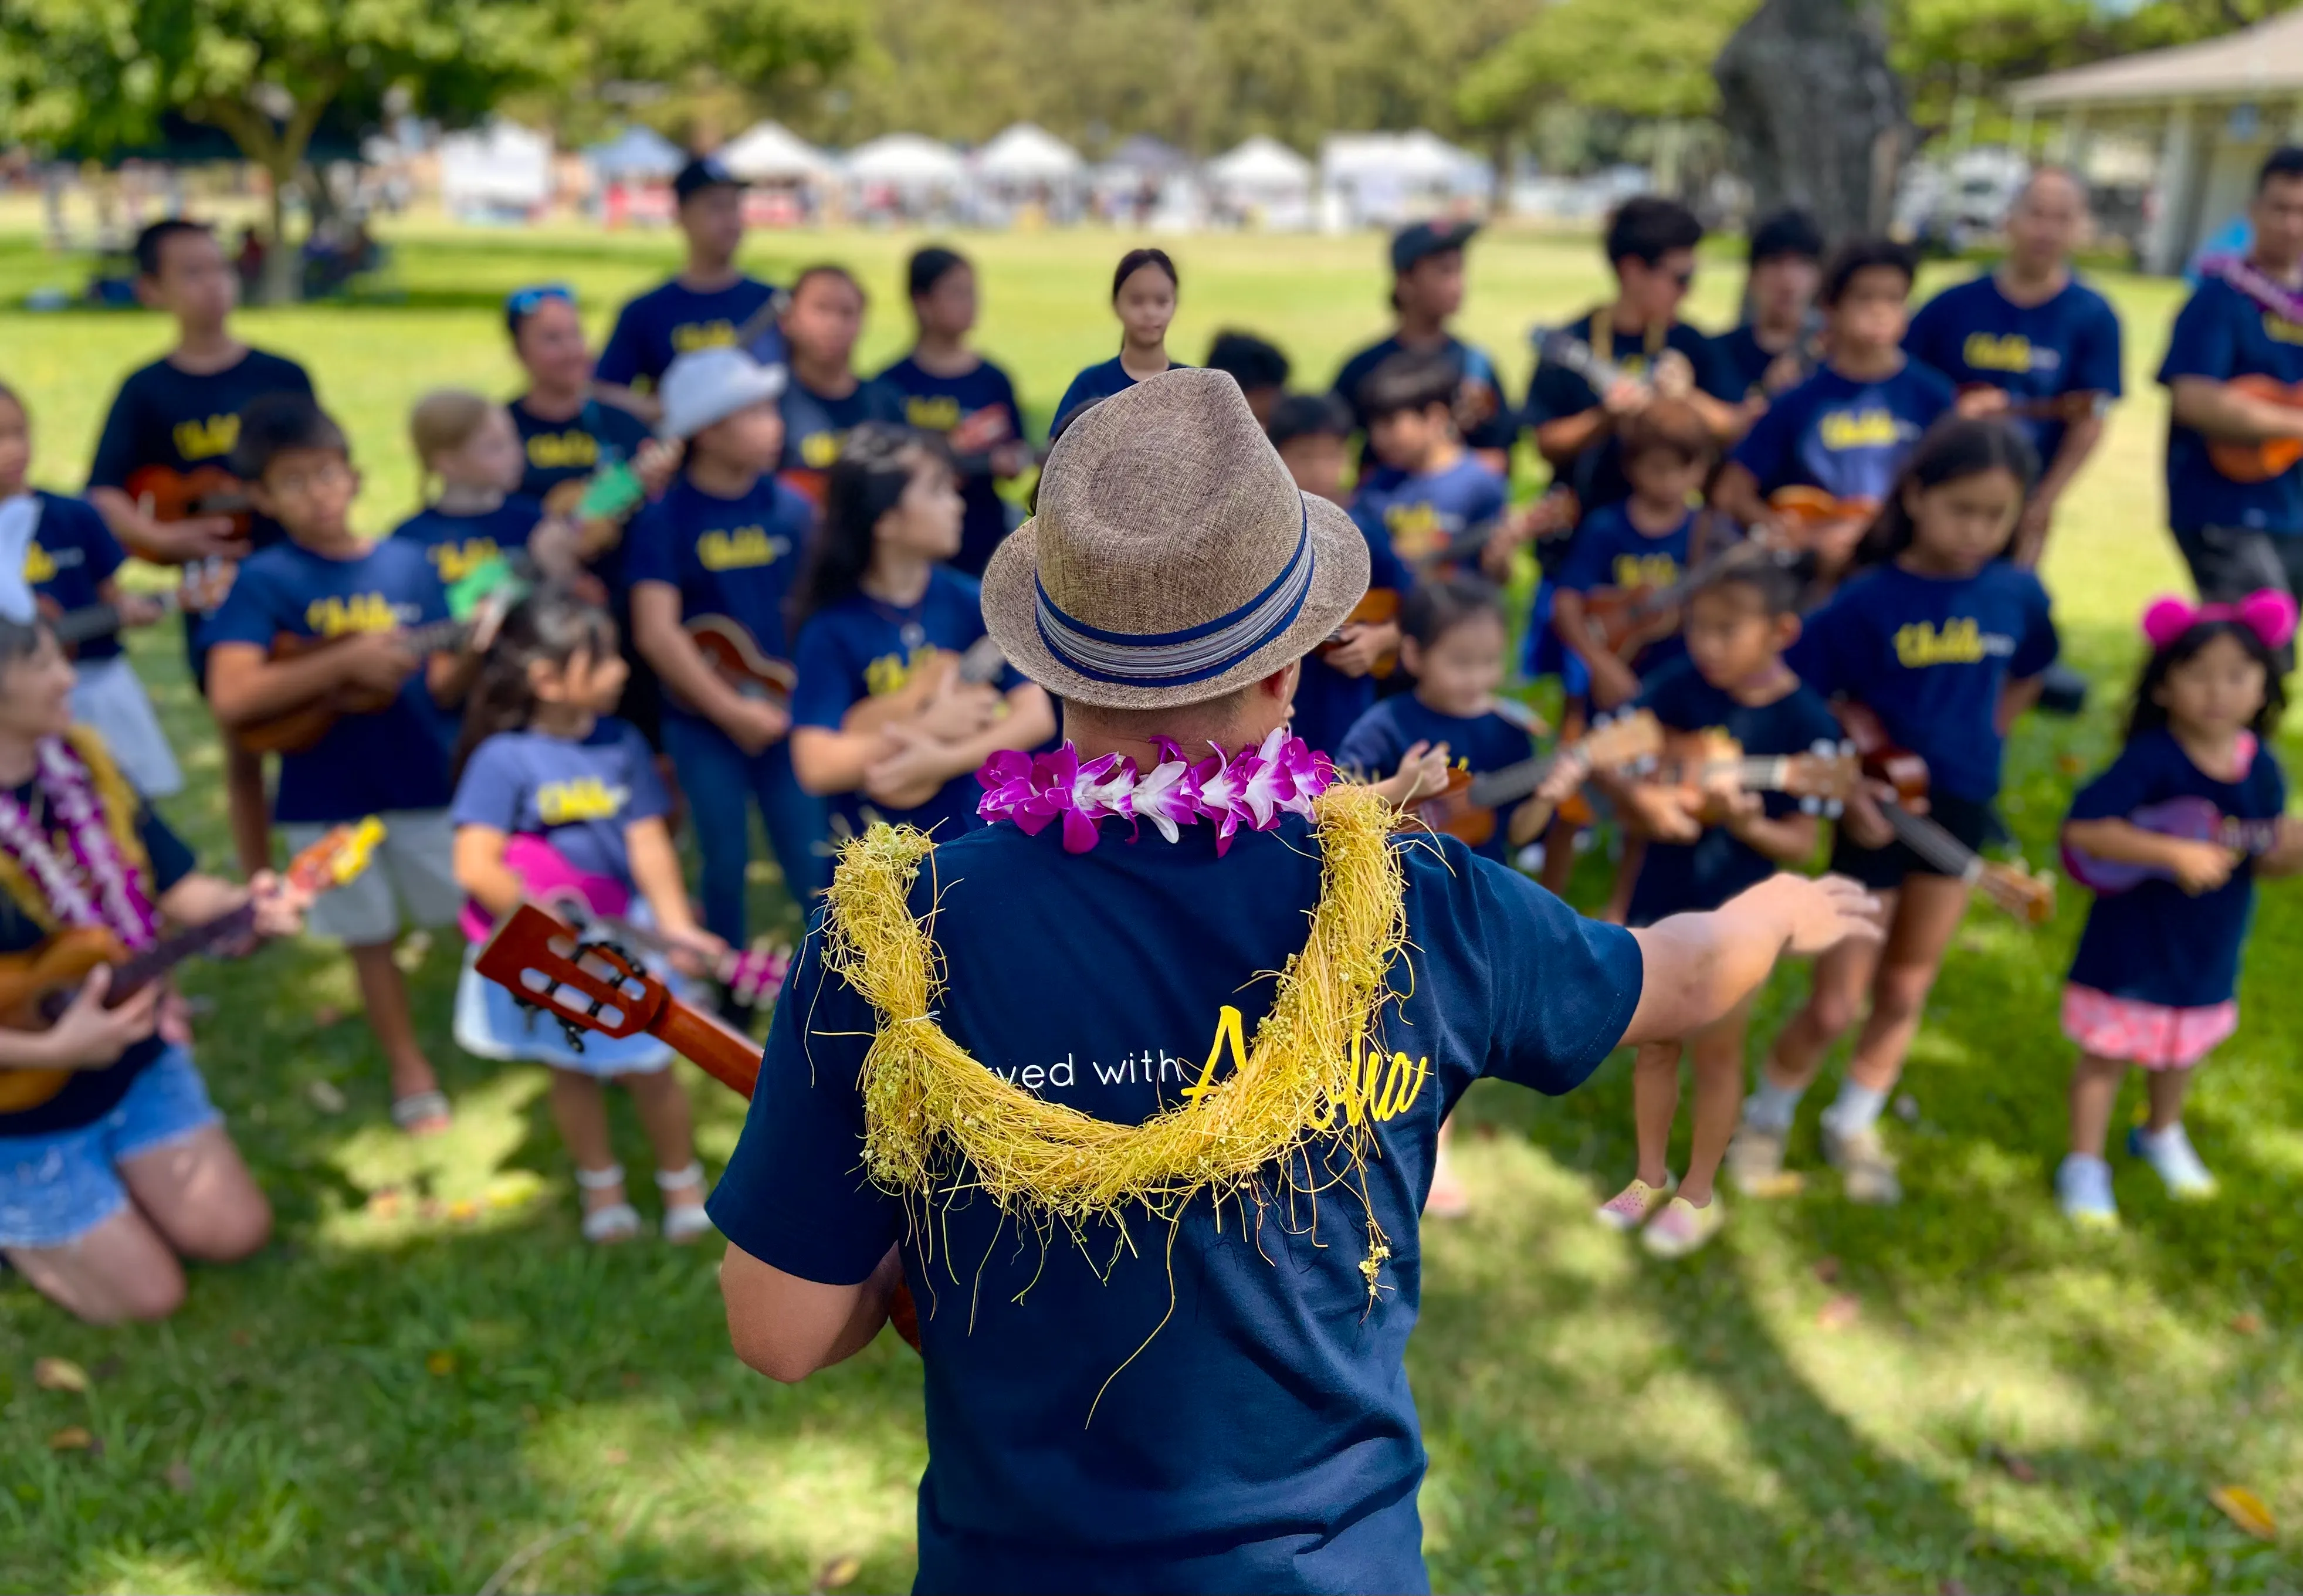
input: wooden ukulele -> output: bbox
[840,635,1007,736]
[1404,710,1664,849]
[475,903,922,1351]
[236,606,500,755]
[124,463,255,541]
[685,614,800,709]
[1956,387,2114,426]
[0,819,383,1113]
[1574,518,1784,661]
[1834,702,2054,923]
[1638,729,1861,817]
[2205,375,2303,484]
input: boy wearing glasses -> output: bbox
[202,396,485,1138]
[594,159,783,421]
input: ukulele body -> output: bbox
[1580,585,1678,658]
[1403,768,1496,848]
[1833,701,1929,807]
[0,927,130,1113]
[2206,375,2303,484]
[123,464,254,539]
[1322,588,1401,679]
[234,633,398,754]
[686,615,798,706]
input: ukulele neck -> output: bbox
[103,904,259,1008]
[1880,803,1983,883]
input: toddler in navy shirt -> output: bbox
[393,391,546,588]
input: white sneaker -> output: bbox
[1821,1120,1901,1205]
[2129,1122,2217,1199]
[2055,1154,2119,1228]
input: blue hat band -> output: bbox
[1033,507,1315,689]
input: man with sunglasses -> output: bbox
[1526,197,1742,519]
[594,158,783,423]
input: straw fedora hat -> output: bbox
[981,369,1369,710]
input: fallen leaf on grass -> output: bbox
[47,1426,94,1452]
[307,1079,347,1114]
[1813,1256,1841,1284]
[2233,1311,2265,1336]
[600,1446,628,1466]
[2211,1484,2277,1540]
[1987,1443,2039,1483]
[33,1357,89,1392]
[816,1553,863,1591]
[1816,1293,1860,1330]
[162,1460,193,1493]
[426,1350,456,1377]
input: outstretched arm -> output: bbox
[722,1241,902,1382]
[1620,873,1879,1046]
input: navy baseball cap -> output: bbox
[673,155,743,204]
[1390,218,1480,275]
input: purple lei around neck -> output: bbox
[977,728,1337,856]
[2202,255,2303,326]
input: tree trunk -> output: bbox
[1713,0,1909,244]
[262,161,299,306]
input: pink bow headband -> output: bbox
[2141,589,2298,653]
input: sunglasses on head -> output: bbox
[505,282,575,321]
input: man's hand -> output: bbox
[338,631,421,696]
[1750,872,1885,957]
[717,697,791,757]
[1323,621,1396,679]
[2162,837,2239,895]
[38,966,162,1070]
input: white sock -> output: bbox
[1743,1077,1804,1134]
[1823,1081,1887,1136]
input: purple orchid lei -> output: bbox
[977,727,1337,856]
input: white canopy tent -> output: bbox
[1319,130,1491,229]
[718,120,834,182]
[976,123,1084,182]
[844,133,970,187]
[1206,135,1314,228]
[438,120,553,216]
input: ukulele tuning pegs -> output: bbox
[1801,795,1822,815]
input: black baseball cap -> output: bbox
[1390,218,1479,275]
[673,155,743,204]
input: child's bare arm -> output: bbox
[626,816,708,939]
[452,824,523,918]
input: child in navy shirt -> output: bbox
[627,348,829,961]
[204,396,486,1137]
[787,423,1052,845]
[450,589,722,1243]
[394,391,544,588]
[2056,594,2303,1225]
[776,265,908,507]
[0,384,180,798]
[594,157,780,418]
[877,246,1029,578]
[1596,560,1840,1256]
[1055,249,1183,426]
[1353,350,1510,574]
[1716,239,1960,584]
[1268,392,1353,506]
[1740,418,2055,1207]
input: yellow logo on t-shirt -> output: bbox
[1961,331,2044,374]
[536,775,628,825]
[800,431,844,469]
[1384,500,1447,562]
[696,526,788,571]
[672,320,737,354]
[1611,552,1679,591]
[1166,1005,1432,1130]
[863,644,940,699]
[1894,617,1987,667]
[1819,408,1905,450]
[905,395,962,431]
[2268,313,2303,347]
[305,592,407,636]
[173,413,240,461]
[425,538,500,585]
[21,541,57,582]
[525,430,600,470]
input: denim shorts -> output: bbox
[0,1046,219,1250]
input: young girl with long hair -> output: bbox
[1053,248,1182,427]
[1736,418,2057,1205]
[787,424,1053,841]
[449,587,723,1244]
[2056,592,2303,1224]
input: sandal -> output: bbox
[575,1163,641,1243]
[656,1162,714,1243]
[390,1089,453,1137]
[1595,1175,1674,1231]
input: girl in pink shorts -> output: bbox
[2057,591,2303,1225]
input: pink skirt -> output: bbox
[2061,984,2238,1070]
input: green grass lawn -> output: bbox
[2,221,2299,1594]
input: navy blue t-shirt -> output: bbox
[1525,313,1735,511]
[1553,501,1697,675]
[2066,728,2286,1008]
[1729,358,1957,506]
[1905,272,2123,465]
[1053,355,1183,431]
[624,473,815,713]
[1352,455,1509,572]
[594,276,780,392]
[2156,275,2303,536]
[509,395,653,503]
[707,816,1643,1594]
[25,491,128,662]
[390,497,541,588]
[0,781,195,1139]
[1335,695,1537,863]
[777,374,911,505]
[1788,560,2057,804]
[789,568,1018,842]
[1712,323,1806,400]
[203,538,456,824]
[1295,510,1414,757]
[876,354,1027,578]
[1332,333,1517,457]
[451,718,670,885]
[1624,658,1843,924]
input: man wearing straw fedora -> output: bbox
[709,370,1878,1593]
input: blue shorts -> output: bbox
[0,1046,219,1250]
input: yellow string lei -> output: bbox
[822,780,1410,1299]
